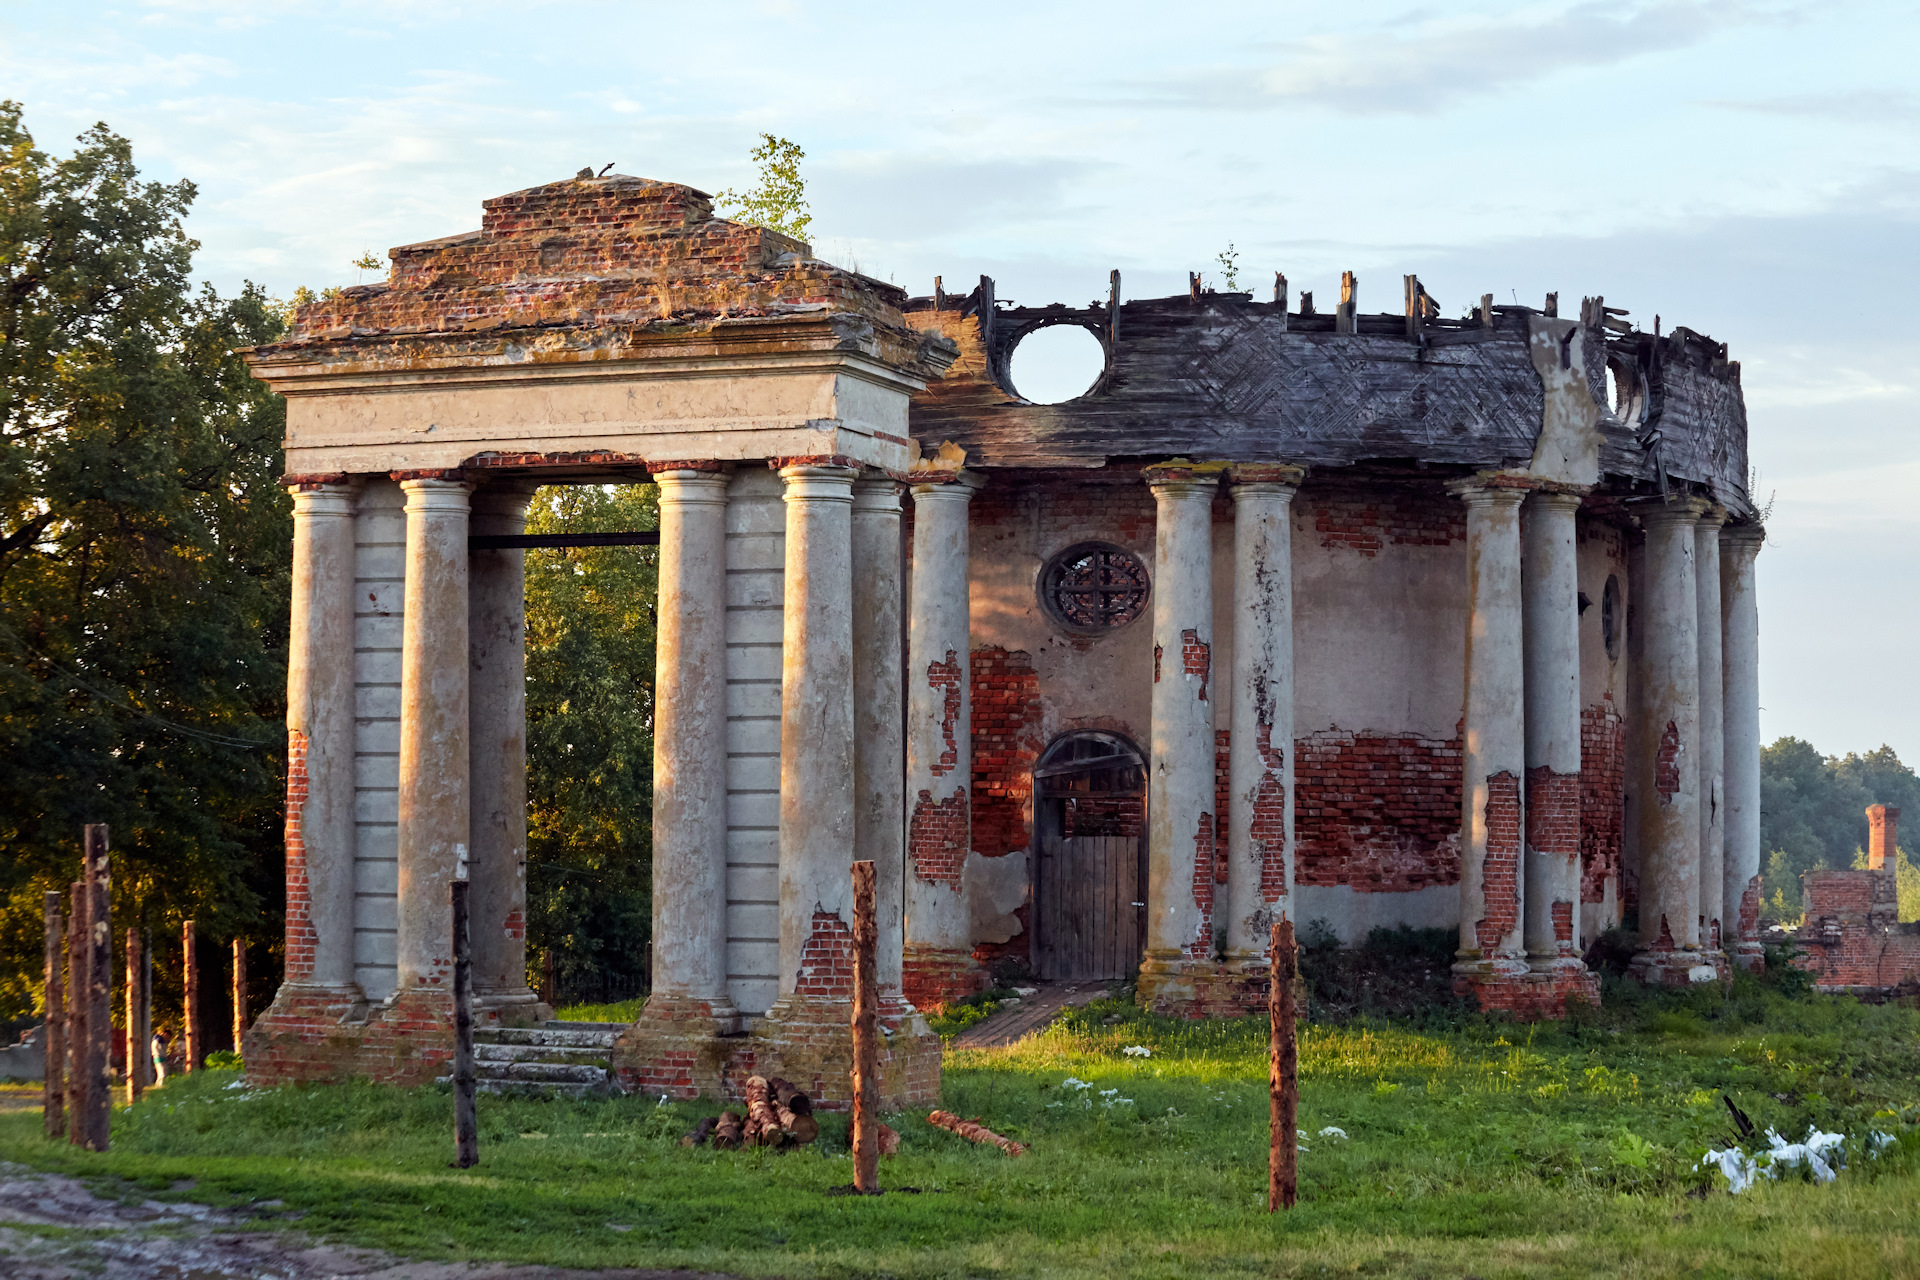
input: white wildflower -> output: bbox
[1122,1045,1152,1057]
[1318,1126,1349,1141]
[1061,1076,1091,1090]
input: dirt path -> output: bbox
[0,1160,741,1280]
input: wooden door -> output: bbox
[1035,826,1142,980]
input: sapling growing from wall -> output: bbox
[715,134,811,243]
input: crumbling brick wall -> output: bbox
[1305,486,1465,558]
[1294,729,1463,891]
[971,647,1044,859]
[1794,868,1920,992]
[1580,698,1626,904]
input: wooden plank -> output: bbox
[851,860,880,1194]
[451,879,478,1169]
[43,891,63,1139]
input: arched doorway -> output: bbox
[1032,732,1147,980]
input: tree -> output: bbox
[522,484,658,998]
[714,134,811,243]
[1759,737,1920,921]
[0,102,291,1028]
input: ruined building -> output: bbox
[242,173,1761,1097]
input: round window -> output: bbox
[1040,542,1150,634]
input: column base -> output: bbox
[901,945,987,1010]
[1452,958,1600,1019]
[611,994,942,1110]
[1136,952,1264,1018]
[474,988,553,1028]
[1732,941,1766,974]
[1628,947,1722,987]
[243,984,454,1087]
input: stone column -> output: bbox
[1138,464,1221,1015]
[279,483,361,997]
[394,475,474,1007]
[1519,490,1599,1011]
[1520,491,1584,964]
[642,465,735,1030]
[468,483,542,1024]
[902,468,983,1008]
[1225,466,1303,973]
[851,474,909,1015]
[1693,506,1729,961]
[773,462,860,1007]
[1720,523,1764,970]
[1451,479,1529,994]
[1628,496,1713,985]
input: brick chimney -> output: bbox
[1866,804,1900,870]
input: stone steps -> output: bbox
[436,1020,626,1096]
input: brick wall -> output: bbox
[1655,719,1682,802]
[1294,729,1463,891]
[926,650,963,777]
[908,788,968,890]
[971,647,1045,858]
[282,729,315,984]
[795,912,855,1000]
[1306,487,1465,557]
[1579,698,1626,904]
[1794,868,1920,992]
[1475,771,1522,951]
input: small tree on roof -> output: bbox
[715,133,811,244]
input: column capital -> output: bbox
[852,474,904,511]
[1523,488,1585,516]
[645,458,730,475]
[1228,463,1306,494]
[290,483,359,518]
[1628,494,1711,527]
[397,475,475,507]
[908,467,985,497]
[653,469,731,507]
[777,461,859,501]
[1446,473,1531,509]
[1143,459,1224,497]
[1695,503,1730,531]
[1721,522,1765,553]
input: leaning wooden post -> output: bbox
[43,890,65,1139]
[181,918,200,1074]
[139,927,152,1091]
[125,928,144,1103]
[850,859,880,1195]
[230,938,248,1058]
[1269,916,1298,1211]
[81,824,111,1151]
[66,881,88,1146]
[450,878,478,1169]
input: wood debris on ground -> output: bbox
[681,1076,824,1150]
[928,1109,1027,1156]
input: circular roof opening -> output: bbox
[1009,325,1106,405]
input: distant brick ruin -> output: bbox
[1794,805,1920,995]
[240,172,1769,1101]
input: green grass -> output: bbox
[4,975,1919,1278]
[552,996,646,1024]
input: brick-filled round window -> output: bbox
[1040,542,1150,634]
[1602,574,1621,662]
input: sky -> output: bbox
[5,0,1917,760]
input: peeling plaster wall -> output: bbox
[724,468,785,1017]
[352,479,406,1001]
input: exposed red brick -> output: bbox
[1793,867,1920,991]
[1525,767,1581,860]
[970,647,1044,860]
[1181,629,1210,701]
[1655,720,1682,803]
[1307,486,1464,557]
[927,650,962,777]
[908,788,968,890]
[795,911,854,999]
[1552,900,1574,944]
[1187,813,1216,960]
[1294,729,1462,892]
[1475,771,1522,951]
[1579,698,1626,904]
[902,947,986,1010]
[282,729,315,984]
[1738,873,1761,942]
[1455,968,1599,1019]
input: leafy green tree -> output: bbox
[1759,737,1920,921]
[714,134,811,243]
[522,484,658,996]
[0,102,291,1028]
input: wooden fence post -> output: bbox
[67,881,87,1146]
[139,927,152,1091]
[125,928,144,1103]
[81,824,111,1151]
[851,859,879,1195]
[1269,916,1297,1211]
[182,919,200,1073]
[451,879,478,1169]
[43,890,65,1139]
[231,938,248,1058]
